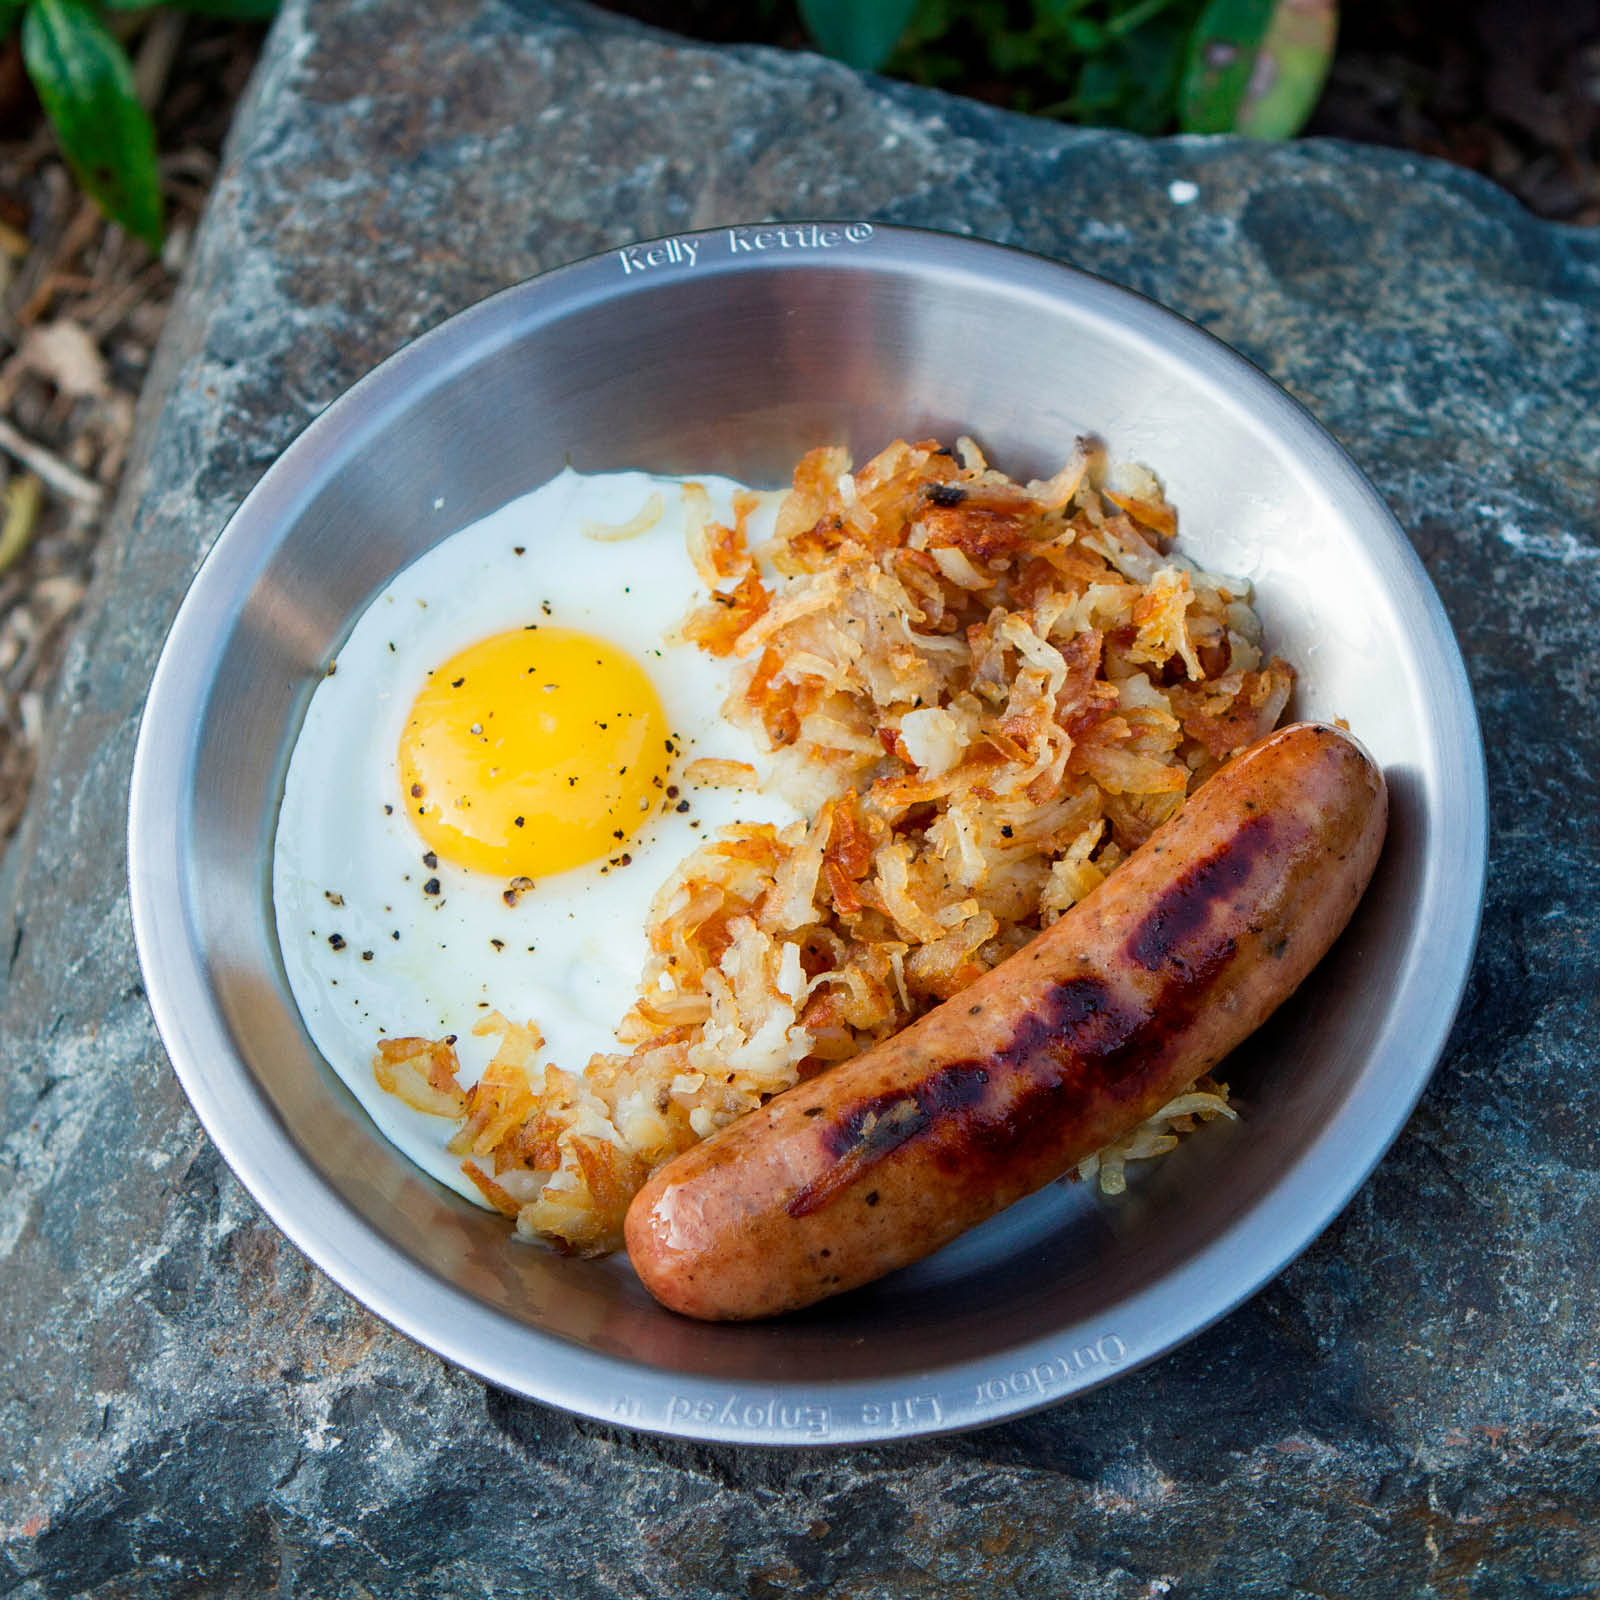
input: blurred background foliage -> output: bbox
[801,0,1337,139]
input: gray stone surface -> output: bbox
[2,0,1598,1592]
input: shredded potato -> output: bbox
[580,489,665,542]
[375,438,1294,1255]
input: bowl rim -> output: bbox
[127,221,1488,1445]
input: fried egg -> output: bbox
[271,469,800,1203]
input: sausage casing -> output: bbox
[624,721,1388,1321]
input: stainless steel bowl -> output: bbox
[128,223,1486,1444]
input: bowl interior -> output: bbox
[139,227,1482,1437]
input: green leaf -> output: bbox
[1179,0,1334,137]
[22,0,163,247]
[1061,16,1104,52]
[1108,15,1191,133]
[798,0,921,72]
[1179,0,1272,132]
[1232,0,1335,137]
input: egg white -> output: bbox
[272,469,800,1204]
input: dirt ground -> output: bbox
[0,18,258,841]
[1312,0,1600,225]
[0,2,1592,844]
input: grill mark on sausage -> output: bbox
[919,977,1149,1178]
[787,1061,992,1217]
[1124,811,1274,974]
[790,978,1131,1215]
[789,880,1258,1218]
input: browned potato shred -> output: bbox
[374,438,1291,1255]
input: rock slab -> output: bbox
[2,0,1598,1594]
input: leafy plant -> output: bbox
[9,0,279,250]
[798,0,1337,140]
[797,0,920,71]
[1180,0,1335,138]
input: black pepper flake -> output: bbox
[541,601,552,615]
[611,829,624,841]
[387,642,396,653]
[619,853,631,866]
[422,852,438,869]
[926,482,967,507]
[1001,825,1014,839]
[666,785,679,799]
[514,545,525,555]
[490,938,505,951]
[675,800,690,814]
[392,930,400,940]
[423,877,441,896]
[514,816,525,828]
[361,951,374,962]
[865,1190,880,1206]
[410,783,424,798]
[451,677,465,688]
[383,804,393,815]
[323,891,344,907]
[328,933,345,950]
[568,777,577,787]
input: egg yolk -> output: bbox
[397,627,669,879]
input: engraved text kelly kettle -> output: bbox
[616,222,876,276]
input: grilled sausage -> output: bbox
[624,721,1387,1321]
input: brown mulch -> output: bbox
[1309,0,1600,226]
[0,17,261,842]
